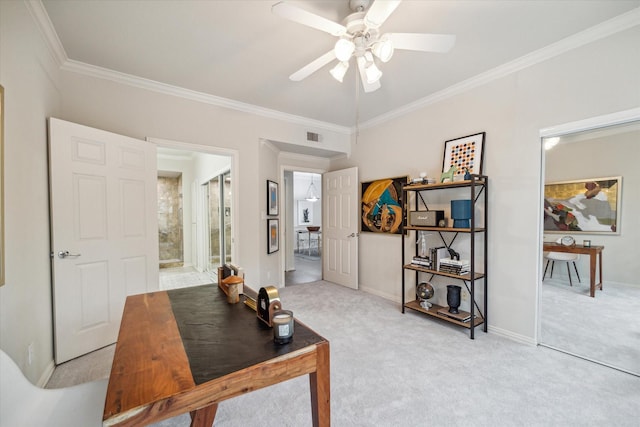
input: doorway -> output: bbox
[156,146,234,290]
[538,111,640,376]
[285,171,322,285]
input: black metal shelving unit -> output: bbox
[401,174,488,339]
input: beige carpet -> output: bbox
[49,281,640,426]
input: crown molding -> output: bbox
[358,7,640,131]
[27,0,638,135]
[25,0,68,66]
[60,60,351,135]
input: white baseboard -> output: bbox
[359,285,397,303]
[37,359,56,388]
[488,325,536,346]
[360,285,538,346]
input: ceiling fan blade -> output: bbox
[356,56,381,93]
[386,33,456,53]
[290,50,337,81]
[364,0,402,29]
[272,1,346,36]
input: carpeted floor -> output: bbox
[540,277,640,375]
[48,281,640,426]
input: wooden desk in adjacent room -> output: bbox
[103,285,330,427]
[543,243,604,297]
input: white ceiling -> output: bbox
[41,0,638,129]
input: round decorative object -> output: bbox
[416,282,434,301]
[560,235,575,246]
[438,219,447,228]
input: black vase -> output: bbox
[447,285,461,314]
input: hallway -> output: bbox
[285,254,321,286]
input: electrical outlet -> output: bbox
[461,290,469,302]
[27,343,34,365]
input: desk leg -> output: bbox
[589,253,596,298]
[598,251,603,292]
[190,403,218,427]
[309,341,330,427]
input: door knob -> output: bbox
[58,250,81,259]
[347,232,359,238]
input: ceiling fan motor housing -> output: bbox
[349,0,371,13]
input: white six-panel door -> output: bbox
[49,118,158,364]
[323,167,359,289]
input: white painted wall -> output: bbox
[331,26,640,343]
[0,0,62,384]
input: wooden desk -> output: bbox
[543,243,604,297]
[103,285,330,426]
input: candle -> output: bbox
[583,240,591,247]
[272,310,294,344]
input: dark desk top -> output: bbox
[167,284,325,385]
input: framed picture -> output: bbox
[267,218,279,254]
[297,201,314,225]
[267,180,278,216]
[442,132,485,179]
[361,176,407,234]
[544,176,621,234]
[0,85,4,286]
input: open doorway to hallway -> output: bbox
[157,146,233,290]
[285,171,322,286]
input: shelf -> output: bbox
[402,173,488,339]
[404,178,487,192]
[404,226,486,233]
[404,300,484,329]
[403,263,485,280]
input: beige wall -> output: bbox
[0,0,63,384]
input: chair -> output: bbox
[543,252,581,286]
[0,350,108,427]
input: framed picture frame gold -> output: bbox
[0,84,4,286]
[544,176,621,234]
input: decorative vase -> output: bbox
[447,285,461,314]
[451,199,472,228]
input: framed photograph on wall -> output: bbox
[360,176,407,234]
[267,180,278,216]
[267,218,279,254]
[297,200,314,225]
[544,176,621,234]
[442,132,485,180]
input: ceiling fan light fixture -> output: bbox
[334,38,355,62]
[371,37,394,62]
[330,61,349,82]
[363,52,382,83]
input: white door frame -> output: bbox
[279,164,327,286]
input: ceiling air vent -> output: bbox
[306,132,320,142]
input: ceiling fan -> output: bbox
[272,0,456,93]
